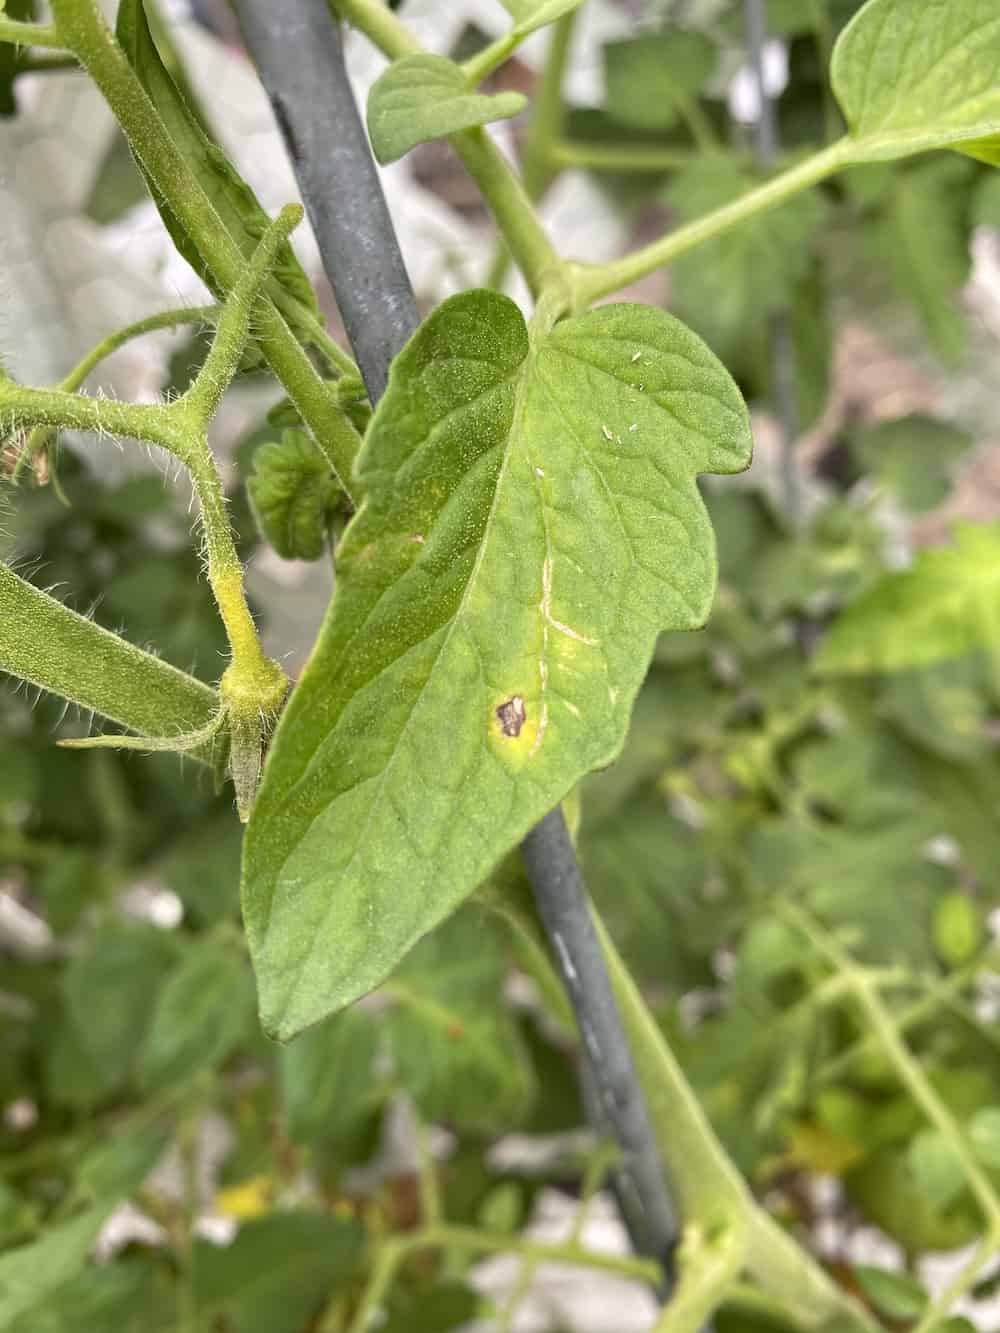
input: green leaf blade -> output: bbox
[499,0,586,38]
[816,523,1000,674]
[368,54,526,164]
[833,0,1000,163]
[243,291,751,1040]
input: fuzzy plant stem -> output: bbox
[744,0,801,524]
[233,0,680,1277]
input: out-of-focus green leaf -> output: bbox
[907,1129,965,1211]
[138,931,254,1090]
[849,414,973,513]
[0,1205,111,1327]
[9,1258,173,1333]
[603,30,717,133]
[53,921,178,1105]
[279,1007,381,1153]
[933,892,982,967]
[852,1266,927,1320]
[816,523,1000,675]
[969,1106,1000,1168]
[192,1211,362,1333]
[75,1123,168,1203]
[368,55,526,164]
[385,908,536,1130]
[869,159,975,364]
[665,156,825,360]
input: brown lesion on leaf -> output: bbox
[496,695,527,738]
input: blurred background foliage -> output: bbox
[1,0,1000,1329]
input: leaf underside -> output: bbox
[833,0,1000,162]
[242,291,751,1040]
[367,54,527,164]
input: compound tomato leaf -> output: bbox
[368,55,527,164]
[243,290,751,1040]
[833,0,1000,164]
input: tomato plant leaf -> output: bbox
[603,30,717,134]
[499,0,586,38]
[0,1205,112,1326]
[664,155,825,362]
[816,523,1000,675]
[868,159,975,366]
[851,1266,927,1321]
[192,1212,362,1333]
[243,290,751,1039]
[248,429,343,560]
[848,413,973,513]
[137,932,254,1091]
[115,0,321,333]
[367,54,527,164]
[833,0,1000,163]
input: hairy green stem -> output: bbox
[17,305,217,481]
[49,0,360,498]
[0,561,217,742]
[572,141,848,305]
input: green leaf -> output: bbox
[279,1007,381,1152]
[933,891,982,967]
[852,1266,927,1320]
[973,171,1000,227]
[368,54,526,165]
[499,0,586,38]
[9,1258,173,1333]
[115,0,321,334]
[868,159,975,364]
[244,290,751,1038]
[384,908,536,1130]
[665,156,825,360]
[968,1106,1000,1168]
[55,921,178,1104]
[849,414,973,513]
[603,30,717,133]
[816,523,1000,674]
[138,932,254,1090]
[248,429,342,561]
[192,1212,362,1333]
[75,1123,168,1203]
[0,1205,110,1327]
[906,1128,965,1210]
[832,0,1000,162]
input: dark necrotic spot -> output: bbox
[496,695,526,738]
